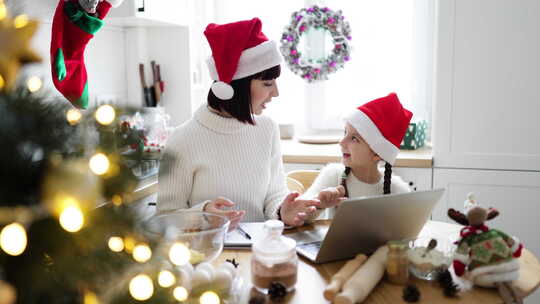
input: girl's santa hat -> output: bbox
[343,93,413,165]
[204,18,282,100]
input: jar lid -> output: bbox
[387,240,409,251]
[252,220,296,264]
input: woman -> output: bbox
[158,18,319,227]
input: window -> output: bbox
[193,0,434,136]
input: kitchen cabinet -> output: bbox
[432,168,540,256]
[107,0,192,26]
[433,0,540,171]
[433,0,540,254]
[105,2,194,127]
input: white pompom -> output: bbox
[213,268,233,290]
[107,0,125,8]
[191,268,212,288]
[211,81,234,100]
[195,262,215,280]
[218,262,237,278]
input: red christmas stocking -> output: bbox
[50,0,121,109]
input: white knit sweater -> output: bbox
[157,105,288,222]
[301,163,411,220]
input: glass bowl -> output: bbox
[408,236,455,280]
[143,210,230,264]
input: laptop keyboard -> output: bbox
[297,241,322,261]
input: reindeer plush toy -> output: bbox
[448,197,524,304]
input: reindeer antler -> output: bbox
[487,208,499,220]
[448,208,469,226]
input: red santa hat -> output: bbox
[343,93,413,165]
[204,18,282,100]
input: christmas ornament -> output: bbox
[280,5,351,82]
[0,280,16,304]
[448,194,524,304]
[50,0,124,108]
[0,0,41,91]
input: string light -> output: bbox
[108,236,124,252]
[111,194,122,206]
[83,291,100,304]
[129,274,154,301]
[66,108,82,125]
[169,242,191,266]
[173,286,189,301]
[124,236,136,253]
[89,153,110,175]
[0,1,7,21]
[95,105,115,125]
[158,270,176,288]
[13,14,29,28]
[59,205,84,232]
[26,76,42,92]
[199,291,220,304]
[132,243,152,263]
[0,222,27,256]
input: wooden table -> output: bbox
[215,221,540,303]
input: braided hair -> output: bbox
[340,167,351,198]
[339,162,393,196]
[383,162,392,195]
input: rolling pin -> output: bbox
[334,246,389,304]
[324,253,367,301]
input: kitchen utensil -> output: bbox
[139,63,154,107]
[157,64,165,93]
[151,60,161,106]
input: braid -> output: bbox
[340,167,351,198]
[383,162,392,195]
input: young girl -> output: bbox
[158,18,319,228]
[302,93,413,219]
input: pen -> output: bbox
[236,226,251,240]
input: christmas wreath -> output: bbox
[280,5,352,82]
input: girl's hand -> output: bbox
[318,186,347,209]
[279,192,320,227]
[204,197,245,231]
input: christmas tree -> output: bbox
[0,2,230,303]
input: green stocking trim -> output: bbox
[74,82,89,109]
[64,2,104,35]
[55,48,67,81]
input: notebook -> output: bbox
[224,222,267,249]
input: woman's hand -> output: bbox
[318,185,347,209]
[204,197,245,231]
[279,192,320,227]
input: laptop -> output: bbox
[288,188,445,264]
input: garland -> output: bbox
[280,5,352,82]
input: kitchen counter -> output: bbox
[280,139,433,168]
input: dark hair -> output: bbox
[207,65,281,125]
[383,162,392,195]
[340,162,393,196]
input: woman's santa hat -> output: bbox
[204,18,282,100]
[343,93,413,165]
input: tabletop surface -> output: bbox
[215,220,540,304]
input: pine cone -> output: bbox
[268,281,287,301]
[437,269,459,297]
[402,284,421,302]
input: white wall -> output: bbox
[21,0,128,107]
